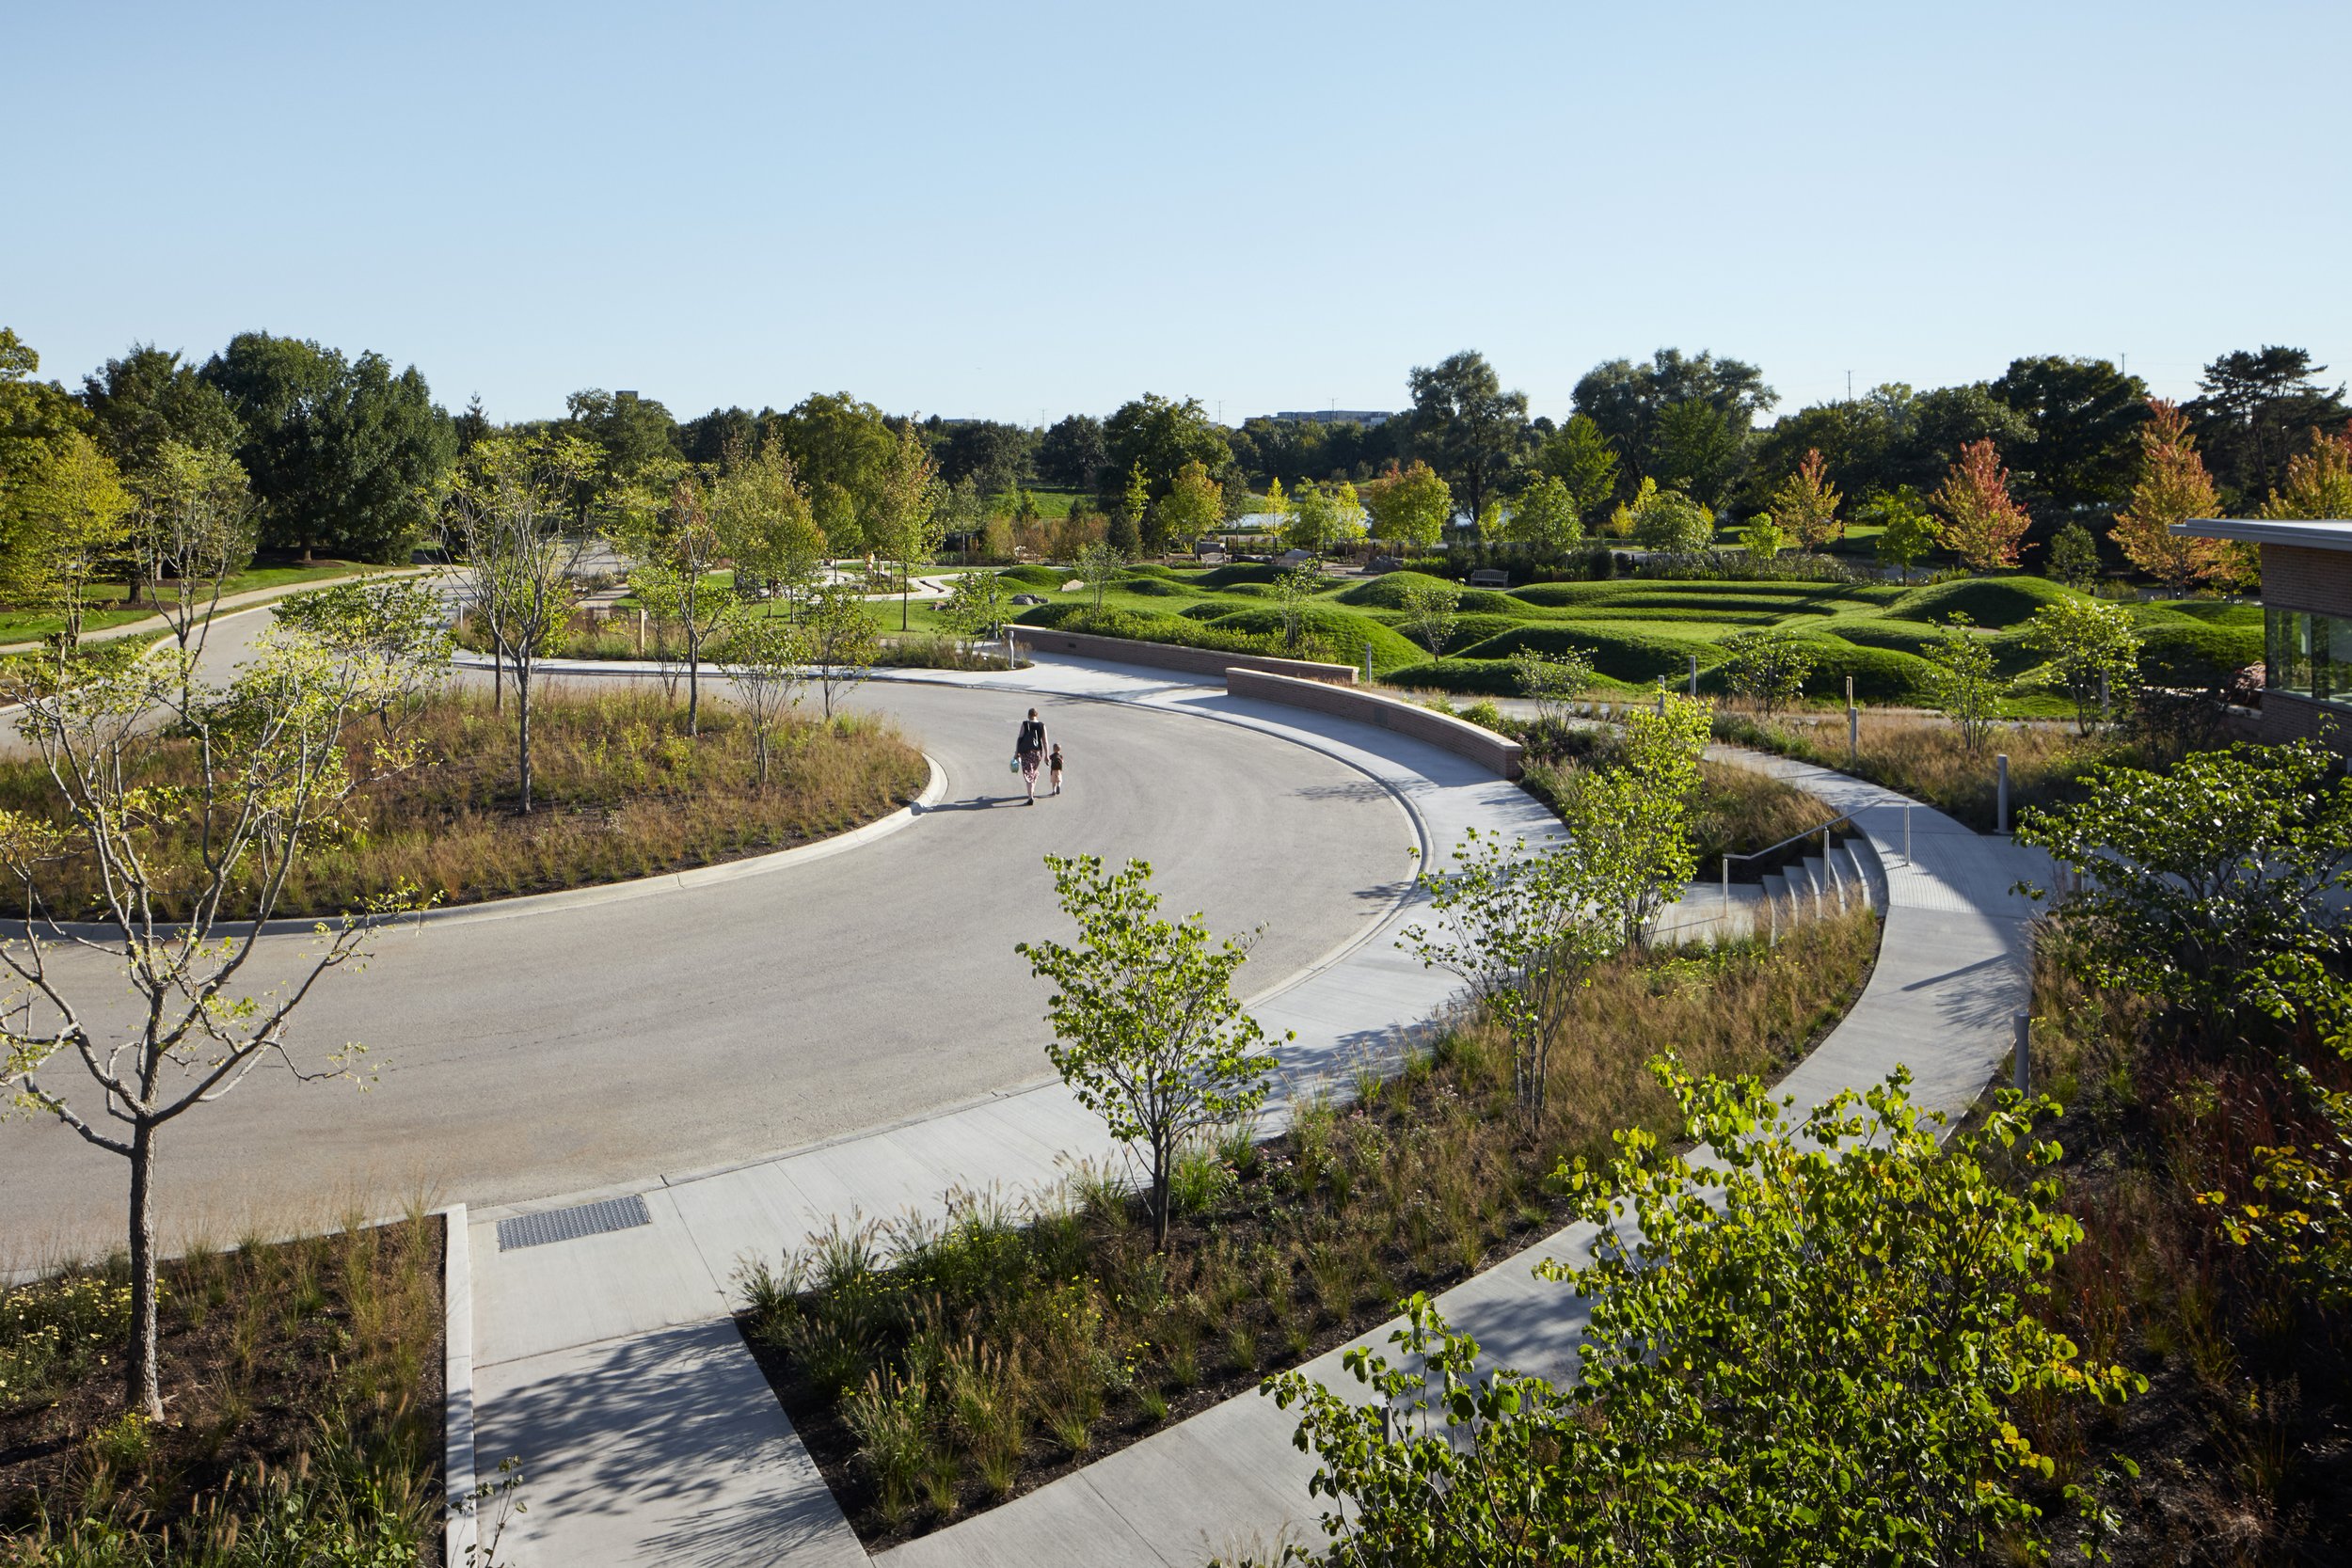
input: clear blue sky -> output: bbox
[8,1,2346,429]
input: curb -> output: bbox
[0,754,948,941]
[441,1202,477,1567]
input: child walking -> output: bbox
[1048,743,1065,796]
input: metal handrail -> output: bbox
[1719,811,1859,907]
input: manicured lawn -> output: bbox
[0,562,390,645]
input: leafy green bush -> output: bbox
[1882,575,2082,628]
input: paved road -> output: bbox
[3,616,1409,1267]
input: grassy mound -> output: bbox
[1509,581,1629,610]
[2136,621,2263,688]
[1775,640,1940,704]
[1191,562,1287,588]
[1336,572,1521,614]
[1883,575,2082,627]
[2148,600,2262,627]
[1455,623,1721,685]
[1202,606,1426,672]
[1118,577,1201,598]
[995,564,1067,590]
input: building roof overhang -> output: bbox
[2174,517,2352,550]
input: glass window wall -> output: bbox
[2265,608,2352,702]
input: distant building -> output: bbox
[1267,409,1395,428]
[2175,516,2351,750]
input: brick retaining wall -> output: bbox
[1224,668,1525,778]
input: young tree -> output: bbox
[2018,595,2142,735]
[1,431,134,665]
[1285,479,1367,553]
[1510,646,1597,734]
[2260,420,2352,520]
[723,615,810,789]
[128,440,256,674]
[1074,538,1126,611]
[1767,447,1841,550]
[2047,519,2100,590]
[273,577,454,735]
[1930,439,2031,572]
[1923,612,2001,754]
[1401,827,1613,1116]
[1500,475,1583,552]
[936,568,1011,652]
[1265,1064,2137,1564]
[0,624,443,1418]
[1396,576,1460,657]
[868,424,944,630]
[1627,478,1714,552]
[1271,562,1324,652]
[1362,459,1452,549]
[2111,400,2229,594]
[1555,697,1708,947]
[1738,510,1785,562]
[709,438,825,610]
[1717,628,1815,715]
[629,477,745,736]
[446,440,592,809]
[1016,855,1282,1249]
[2016,740,2352,1029]
[1153,458,1223,549]
[1871,486,1937,583]
[1112,463,1150,556]
[803,578,880,720]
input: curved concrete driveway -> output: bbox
[2,638,1410,1264]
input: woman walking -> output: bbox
[1014,707,1048,804]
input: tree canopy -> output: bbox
[1405,350,1528,530]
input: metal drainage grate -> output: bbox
[497,1194,653,1252]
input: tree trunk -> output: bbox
[491,641,504,715]
[516,667,533,813]
[127,1119,165,1418]
[687,637,701,737]
[1152,1139,1172,1250]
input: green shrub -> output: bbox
[1882,575,2082,628]
[2136,621,2263,689]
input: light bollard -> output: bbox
[2012,1011,2031,1096]
[1902,802,1912,863]
[1361,640,1372,684]
[1688,653,1699,698]
[1996,752,2010,834]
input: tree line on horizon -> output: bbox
[5,323,2349,594]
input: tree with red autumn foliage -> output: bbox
[1930,439,2031,572]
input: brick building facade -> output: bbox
[2178,518,2352,752]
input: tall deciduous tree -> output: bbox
[708,438,825,608]
[1153,458,1224,548]
[1767,448,1841,551]
[0,622,443,1419]
[1571,348,1775,498]
[1284,480,1365,553]
[1037,413,1109,490]
[2260,421,2352,520]
[1016,854,1282,1250]
[201,333,454,563]
[1534,413,1619,518]
[1930,439,2031,571]
[2111,400,2230,594]
[867,424,945,630]
[1362,459,1452,548]
[766,392,898,558]
[1989,354,2151,514]
[1405,350,1529,529]
[1102,395,1232,519]
[2,430,134,661]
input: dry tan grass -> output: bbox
[0,686,929,920]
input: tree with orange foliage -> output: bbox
[1930,440,2031,572]
[1767,448,1841,551]
[2262,420,2352,520]
[2111,400,2229,594]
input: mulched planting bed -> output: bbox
[737,907,1881,1547]
[0,1212,445,1564]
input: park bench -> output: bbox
[1468,568,1510,588]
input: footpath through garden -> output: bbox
[463,656,2049,1568]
